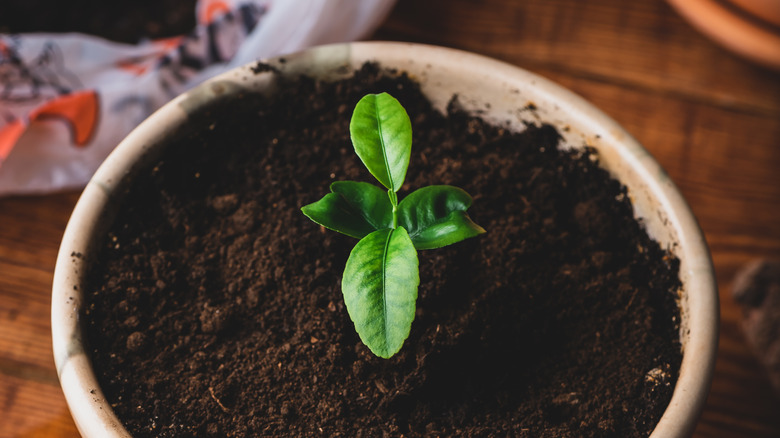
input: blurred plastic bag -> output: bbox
[0,0,396,196]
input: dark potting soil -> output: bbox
[83,63,682,437]
[0,0,197,43]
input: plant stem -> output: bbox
[388,189,398,229]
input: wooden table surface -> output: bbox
[1,0,779,436]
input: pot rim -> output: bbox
[52,41,718,438]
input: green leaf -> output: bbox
[350,92,412,193]
[331,181,394,230]
[301,181,392,239]
[398,185,486,250]
[342,227,419,358]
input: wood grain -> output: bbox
[2,0,779,436]
[1,375,79,438]
[375,0,780,116]
[0,192,80,438]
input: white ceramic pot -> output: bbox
[52,41,719,437]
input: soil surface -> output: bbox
[0,0,197,43]
[84,63,682,437]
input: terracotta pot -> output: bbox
[727,0,780,27]
[666,0,780,70]
[52,41,719,437]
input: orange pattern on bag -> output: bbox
[0,120,25,160]
[200,0,232,24]
[116,36,185,76]
[0,90,99,161]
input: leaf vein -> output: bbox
[374,97,395,191]
[381,229,393,351]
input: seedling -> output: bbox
[302,92,485,358]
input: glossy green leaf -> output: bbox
[342,227,419,358]
[398,185,486,250]
[301,181,392,239]
[331,181,394,230]
[349,93,412,193]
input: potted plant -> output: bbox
[52,42,718,437]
